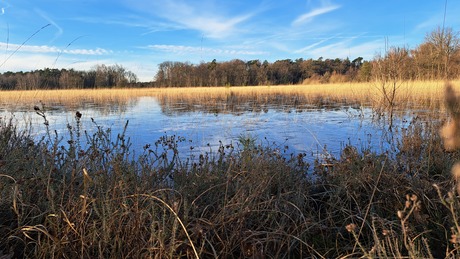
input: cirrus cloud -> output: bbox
[292,4,341,26]
[124,0,257,39]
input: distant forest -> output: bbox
[0,27,459,90]
[0,64,141,90]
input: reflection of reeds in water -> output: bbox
[0,80,458,116]
[155,81,458,117]
[0,88,152,114]
[157,89,359,115]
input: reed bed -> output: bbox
[152,80,454,105]
[0,88,154,109]
[1,80,458,112]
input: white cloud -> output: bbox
[0,54,60,71]
[0,44,156,82]
[126,0,255,38]
[147,44,267,56]
[0,42,110,55]
[0,52,113,71]
[119,61,156,82]
[305,39,384,60]
[0,52,154,82]
[65,48,110,55]
[185,14,252,39]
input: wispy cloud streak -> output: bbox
[294,36,336,53]
[147,44,267,56]
[292,3,340,26]
[35,8,63,42]
[126,0,256,38]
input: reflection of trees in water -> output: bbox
[156,91,446,125]
[74,99,136,115]
[157,92,366,116]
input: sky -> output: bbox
[0,0,459,82]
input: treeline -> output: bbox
[154,27,460,87]
[0,64,139,90]
[154,57,368,87]
[1,27,459,90]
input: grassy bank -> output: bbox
[1,98,460,258]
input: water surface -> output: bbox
[0,94,410,161]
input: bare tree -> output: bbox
[424,26,460,79]
[372,47,412,130]
[59,69,83,89]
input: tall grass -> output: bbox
[1,80,458,114]
[1,83,460,258]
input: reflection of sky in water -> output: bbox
[1,96,399,161]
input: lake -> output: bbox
[0,88,423,163]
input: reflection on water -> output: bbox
[0,97,134,115]
[0,92,436,161]
[157,92,364,116]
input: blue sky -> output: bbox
[0,0,459,82]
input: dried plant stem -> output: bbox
[133,194,199,259]
[352,157,387,254]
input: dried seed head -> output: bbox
[83,168,92,183]
[452,162,460,180]
[445,83,460,118]
[442,85,460,148]
[450,234,460,244]
[346,223,357,233]
[397,210,404,219]
[451,163,460,195]
[410,194,418,202]
[405,200,411,209]
[382,229,390,236]
[440,122,460,151]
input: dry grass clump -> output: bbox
[2,83,460,258]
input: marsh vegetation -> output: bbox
[1,81,460,258]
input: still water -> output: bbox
[1,95,403,160]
